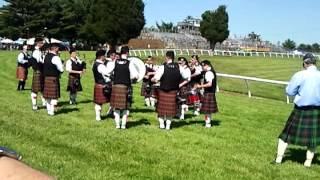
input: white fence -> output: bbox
[129,49,313,59]
[216,73,290,103]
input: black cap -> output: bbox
[201,60,212,66]
[50,43,60,48]
[107,49,116,57]
[96,50,106,59]
[69,47,76,54]
[120,46,129,55]
[303,53,317,64]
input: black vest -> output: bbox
[113,59,131,86]
[143,64,156,82]
[43,53,60,77]
[190,67,202,84]
[204,70,217,93]
[160,63,181,91]
[70,59,83,78]
[92,61,106,85]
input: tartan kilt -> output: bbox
[43,76,60,99]
[93,84,109,105]
[31,71,43,93]
[200,93,218,114]
[141,82,157,98]
[156,90,177,117]
[110,84,128,110]
[178,85,189,100]
[140,82,148,96]
[16,66,27,80]
[67,75,82,93]
[279,108,320,148]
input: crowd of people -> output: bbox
[14,37,320,167]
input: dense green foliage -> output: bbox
[200,5,229,50]
[1,51,319,179]
[282,39,296,50]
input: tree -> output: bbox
[200,5,229,50]
[248,32,261,42]
[156,21,174,32]
[80,0,145,47]
[312,43,320,52]
[282,39,296,50]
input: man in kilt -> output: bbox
[196,60,218,128]
[109,46,138,129]
[189,55,203,116]
[141,56,158,107]
[275,53,320,167]
[66,48,86,105]
[16,45,30,91]
[42,43,64,116]
[30,38,47,110]
[152,51,183,130]
[92,50,114,121]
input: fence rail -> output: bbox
[129,49,320,59]
[216,73,290,103]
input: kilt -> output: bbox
[178,85,189,100]
[93,84,109,105]
[31,71,43,93]
[141,82,157,98]
[140,82,148,96]
[279,107,320,148]
[16,66,27,80]
[43,76,60,99]
[200,93,218,114]
[156,90,177,117]
[67,75,82,93]
[152,85,160,99]
[110,84,128,110]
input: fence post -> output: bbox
[244,80,252,98]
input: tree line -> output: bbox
[282,39,320,53]
[0,0,145,48]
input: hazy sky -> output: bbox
[1,0,319,44]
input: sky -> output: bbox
[1,0,319,44]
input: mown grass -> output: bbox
[0,50,319,179]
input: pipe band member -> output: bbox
[66,48,86,105]
[16,45,30,91]
[275,53,320,167]
[42,43,64,116]
[152,51,184,130]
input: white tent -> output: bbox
[26,37,62,45]
[0,38,14,44]
[14,38,27,45]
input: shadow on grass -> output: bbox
[127,118,151,129]
[283,148,320,165]
[58,99,92,106]
[172,119,221,128]
[130,108,156,113]
[56,107,79,115]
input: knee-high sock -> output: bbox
[51,99,58,112]
[121,110,129,127]
[159,116,165,128]
[17,81,23,90]
[95,104,102,119]
[21,81,25,90]
[205,114,211,124]
[304,148,316,167]
[107,106,113,115]
[275,138,288,163]
[46,99,54,115]
[31,92,37,106]
[114,110,121,128]
[166,117,172,130]
[145,98,151,107]
[70,93,77,103]
[150,97,156,107]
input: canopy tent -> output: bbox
[0,38,14,44]
[26,37,62,45]
[14,38,27,45]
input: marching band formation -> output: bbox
[14,38,320,167]
[15,38,219,130]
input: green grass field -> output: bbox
[0,51,319,179]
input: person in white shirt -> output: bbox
[189,55,202,116]
[66,48,86,105]
[16,45,30,91]
[152,51,184,130]
[196,60,218,128]
[141,56,158,108]
[42,43,64,116]
[109,46,139,129]
[177,57,191,120]
[30,38,46,110]
[92,50,114,121]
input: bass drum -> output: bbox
[128,56,146,83]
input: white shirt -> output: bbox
[153,60,185,81]
[204,70,215,82]
[191,65,202,76]
[32,46,43,63]
[17,52,28,64]
[49,51,64,73]
[66,58,82,72]
[181,66,191,81]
